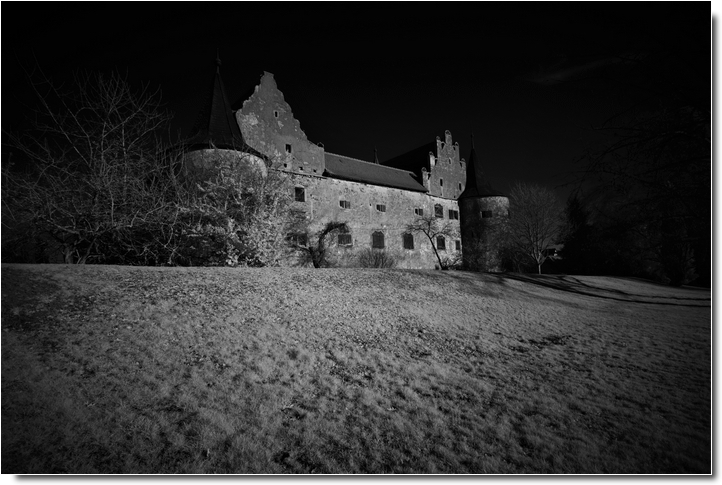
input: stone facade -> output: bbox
[287,171,462,269]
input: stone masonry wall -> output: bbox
[288,173,462,269]
[459,196,510,271]
[237,72,325,175]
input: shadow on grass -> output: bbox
[495,273,710,307]
[396,268,509,299]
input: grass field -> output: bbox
[1,264,711,474]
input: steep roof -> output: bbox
[381,141,436,174]
[459,146,505,198]
[324,153,428,192]
[186,59,254,152]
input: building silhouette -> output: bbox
[186,62,509,270]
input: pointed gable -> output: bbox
[459,146,504,198]
[186,59,248,150]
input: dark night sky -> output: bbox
[2,2,710,200]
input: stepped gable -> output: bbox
[459,145,504,198]
[324,152,428,192]
[186,57,263,158]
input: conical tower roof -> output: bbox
[186,57,248,150]
[459,137,505,198]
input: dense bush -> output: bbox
[357,249,397,269]
[2,70,303,267]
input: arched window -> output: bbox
[372,231,385,249]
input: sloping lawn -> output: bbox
[1,264,711,474]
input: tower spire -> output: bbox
[459,134,503,198]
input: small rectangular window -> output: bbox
[458,183,462,191]
[338,233,352,246]
[295,187,305,202]
[440,178,443,187]
[435,204,444,218]
[288,233,308,246]
[339,200,351,209]
[403,233,414,250]
[455,240,461,251]
[436,236,446,251]
[448,209,459,220]
[285,144,292,154]
[482,210,493,218]
[414,208,424,217]
[376,204,386,212]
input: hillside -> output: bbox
[1,264,711,474]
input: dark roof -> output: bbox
[459,147,505,198]
[381,141,436,174]
[185,60,257,153]
[324,153,428,192]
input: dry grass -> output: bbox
[1,264,711,474]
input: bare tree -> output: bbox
[181,151,304,267]
[406,214,460,270]
[290,221,348,268]
[2,68,184,264]
[507,183,561,274]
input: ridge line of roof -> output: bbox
[325,152,419,176]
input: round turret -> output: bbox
[458,142,509,272]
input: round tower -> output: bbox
[458,137,509,272]
[184,56,267,177]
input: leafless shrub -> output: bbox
[357,248,397,268]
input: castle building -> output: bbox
[185,61,508,270]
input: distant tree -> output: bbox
[507,183,561,274]
[558,193,597,275]
[573,42,709,285]
[2,69,183,264]
[406,214,460,270]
